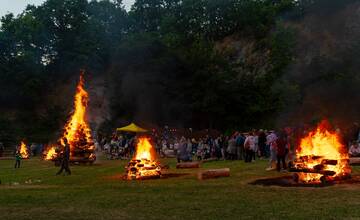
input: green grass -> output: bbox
[0,157,360,220]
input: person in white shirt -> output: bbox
[266,131,277,170]
[244,133,256,162]
[349,141,360,157]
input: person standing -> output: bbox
[56,139,71,176]
[253,131,259,161]
[227,136,237,160]
[14,150,22,168]
[0,142,4,157]
[276,132,288,172]
[236,133,245,160]
[258,130,267,158]
[177,137,191,162]
[266,131,277,170]
[244,133,255,163]
[221,136,228,160]
[349,141,360,157]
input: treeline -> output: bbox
[0,0,324,143]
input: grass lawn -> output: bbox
[0,156,360,220]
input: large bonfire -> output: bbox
[126,137,161,180]
[290,121,351,183]
[45,71,95,164]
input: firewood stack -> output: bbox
[289,155,350,183]
[62,125,96,164]
[126,159,162,180]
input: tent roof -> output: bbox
[116,123,148,133]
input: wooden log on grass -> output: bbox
[197,168,230,180]
[176,162,200,169]
[350,157,360,165]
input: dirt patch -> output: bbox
[249,175,360,188]
[104,173,190,181]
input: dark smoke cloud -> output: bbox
[277,1,360,129]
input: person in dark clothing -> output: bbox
[236,134,245,160]
[258,130,267,158]
[14,150,21,168]
[276,133,288,171]
[0,142,4,157]
[56,139,71,176]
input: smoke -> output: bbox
[106,40,189,129]
[277,1,360,129]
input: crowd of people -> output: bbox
[4,123,360,173]
[97,123,360,172]
[97,128,296,172]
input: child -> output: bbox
[14,150,21,168]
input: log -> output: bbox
[133,174,161,181]
[126,174,161,181]
[176,162,200,169]
[350,157,360,165]
[321,159,338,165]
[289,167,336,176]
[197,168,230,180]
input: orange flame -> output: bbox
[127,137,161,180]
[19,141,29,159]
[44,71,94,161]
[133,138,156,161]
[45,145,57,160]
[62,71,93,151]
[296,121,351,182]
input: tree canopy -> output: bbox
[2,0,340,143]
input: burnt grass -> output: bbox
[1,157,360,220]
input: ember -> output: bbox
[290,121,351,184]
[19,141,29,159]
[45,71,96,164]
[126,138,162,180]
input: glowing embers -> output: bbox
[126,138,162,180]
[290,121,351,184]
[44,71,96,164]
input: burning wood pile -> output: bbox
[126,138,162,180]
[289,121,351,184]
[44,71,96,164]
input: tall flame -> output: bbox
[45,71,94,160]
[296,121,351,182]
[19,141,29,159]
[133,138,156,161]
[61,71,92,150]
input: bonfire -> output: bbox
[19,141,29,159]
[126,137,162,180]
[290,121,351,184]
[44,71,96,164]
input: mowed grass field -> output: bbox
[0,156,360,220]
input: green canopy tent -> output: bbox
[116,123,148,133]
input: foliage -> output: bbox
[0,0,301,142]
